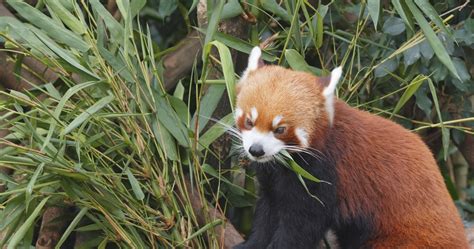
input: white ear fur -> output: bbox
[323,67,343,125]
[241,46,262,80]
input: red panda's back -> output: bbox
[330,101,467,248]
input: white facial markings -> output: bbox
[295,128,309,147]
[234,107,243,120]
[241,128,285,162]
[323,67,343,125]
[250,107,258,123]
[272,115,283,128]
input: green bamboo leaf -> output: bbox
[44,83,62,100]
[130,0,146,19]
[222,0,243,20]
[7,0,89,51]
[391,75,427,116]
[169,96,189,124]
[201,164,250,196]
[203,0,225,48]
[97,45,134,82]
[62,95,115,135]
[181,219,223,244]
[54,82,99,120]
[189,0,199,14]
[207,41,236,111]
[199,113,234,150]
[0,17,50,54]
[89,0,123,42]
[414,0,451,36]
[199,29,277,62]
[289,160,323,183]
[368,0,380,30]
[75,223,102,232]
[173,81,185,100]
[383,17,406,36]
[285,49,324,76]
[43,0,86,34]
[154,89,190,147]
[405,0,460,80]
[55,207,89,249]
[32,30,99,79]
[151,117,178,161]
[7,197,50,249]
[116,0,130,20]
[316,4,328,48]
[25,163,44,211]
[280,151,328,184]
[0,197,25,230]
[392,0,414,31]
[42,81,98,150]
[125,168,145,201]
[192,85,225,134]
[261,0,291,22]
[427,79,448,160]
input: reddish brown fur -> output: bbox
[329,101,467,248]
[236,64,468,248]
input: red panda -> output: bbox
[232,47,468,248]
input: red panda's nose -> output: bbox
[249,144,265,157]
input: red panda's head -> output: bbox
[234,47,342,162]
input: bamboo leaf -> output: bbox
[89,0,123,42]
[207,41,236,111]
[125,168,145,201]
[289,160,323,183]
[207,30,277,62]
[130,0,146,19]
[405,0,460,80]
[316,4,328,48]
[222,0,243,20]
[32,30,98,79]
[261,0,291,22]
[7,197,50,249]
[62,95,115,135]
[285,49,324,76]
[152,117,178,161]
[25,163,44,211]
[391,75,426,116]
[199,113,234,150]
[203,0,225,48]
[368,0,380,30]
[428,79,448,160]
[414,0,451,36]
[154,88,190,147]
[7,0,89,51]
[55,207,89,249]
[392,0,414,31]
[43,0,86,34]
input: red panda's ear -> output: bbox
[322,67,343,124]
[240,46,264,81]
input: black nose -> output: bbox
[249,144,265,157]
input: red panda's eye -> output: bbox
[245,118,253,129]
[274,127,286,134]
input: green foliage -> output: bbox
[0,0,234,247]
